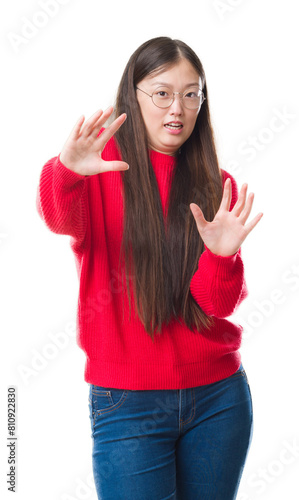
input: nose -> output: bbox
[169,93,183,115]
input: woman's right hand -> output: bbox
[59,106,129,176]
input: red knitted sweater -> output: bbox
[36,134,248,390]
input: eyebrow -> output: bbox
[149,81,201,88]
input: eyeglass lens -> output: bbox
[152,86,204,109]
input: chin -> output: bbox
[163,137,184,148]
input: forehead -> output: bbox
[144,59,202,88]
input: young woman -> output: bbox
[37,37,263,500]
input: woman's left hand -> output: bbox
[189,178,263,257]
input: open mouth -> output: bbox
[164,122,183,130]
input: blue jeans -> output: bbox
[88,363,253,500]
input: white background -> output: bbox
[1,0,299,499]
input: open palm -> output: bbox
[59,106,129,176]
[190,178,263,257]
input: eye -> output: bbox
[185,91,197,98]
[154,87,172,99]
[185,88,201,98]
[155,90,170,98]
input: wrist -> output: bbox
[58,154,83,176]
[204,244,239,258]
[57,154,86,180]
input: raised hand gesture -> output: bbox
[190,178,263,257]
[59,106,129,176]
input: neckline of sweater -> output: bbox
[149,149,177,169]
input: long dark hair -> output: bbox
[114,37,223,341]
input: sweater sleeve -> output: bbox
[190,171,248,318]
[36,154,88,246]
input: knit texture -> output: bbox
[36,133,248,390]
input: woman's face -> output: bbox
[136,58,202,155]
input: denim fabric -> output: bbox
[88,363,253,499]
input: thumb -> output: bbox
[190,203,207,234]
[100,159,130,173]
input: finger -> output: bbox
[69,114,85,140]
[190,203,208,233]
[244,212,264,235]
[90,106,117,137]
[231,183,248,217]
[218,178,232,212]
[96,113,127,148]
[239,192,255,224]
[99,159,129,173]
[81,107,111,137]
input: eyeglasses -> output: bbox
[136,85,206,110]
